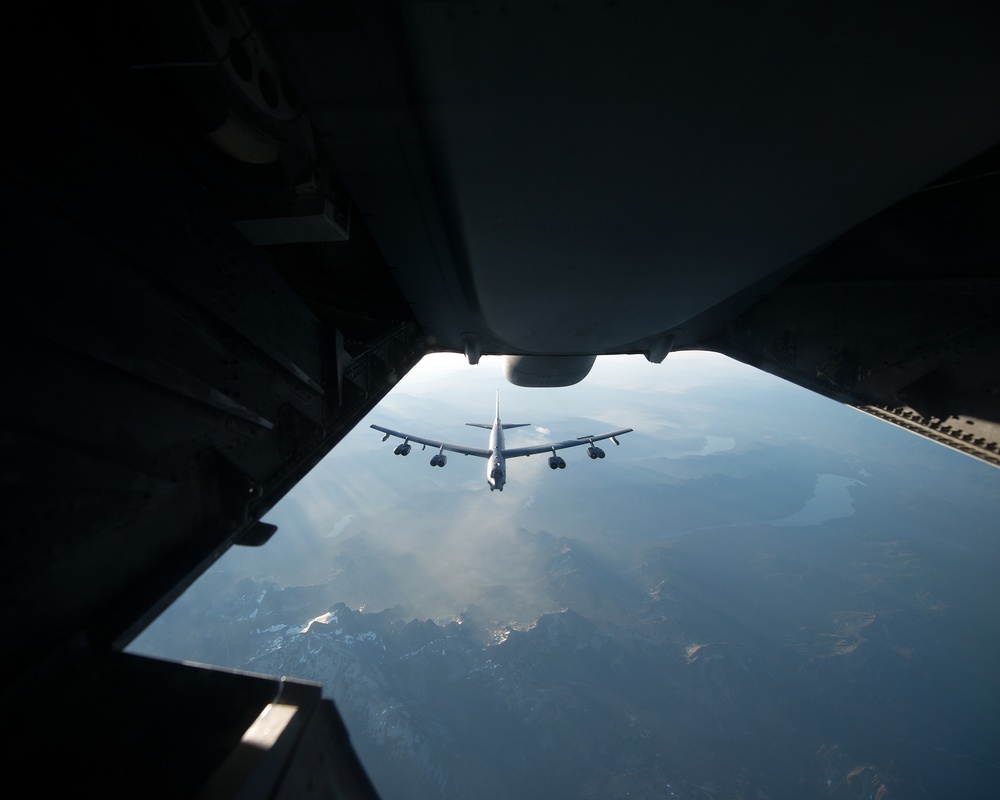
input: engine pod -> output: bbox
[503,355,596,387]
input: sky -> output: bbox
[288,349,810,474]
[150,347,999,628]
[237,350,812,575]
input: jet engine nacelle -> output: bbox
[503,354,596,387]
[548,455,567,469]
[587,446,605,459]
[430,454,447,467]
[394,443,412,456]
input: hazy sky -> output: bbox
[322,350,818,466]
[256,349,827,545]
[165,348,998,627]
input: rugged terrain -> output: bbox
[138,516,999,800]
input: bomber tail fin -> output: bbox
[466,391,528,428]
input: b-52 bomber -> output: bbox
[372,392,632,492]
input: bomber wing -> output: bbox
[370,424,492,458]
[503,428,634,458]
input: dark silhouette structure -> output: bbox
[3,2,999,795]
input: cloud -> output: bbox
[535,426,550,435]
[327,514,354,538]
